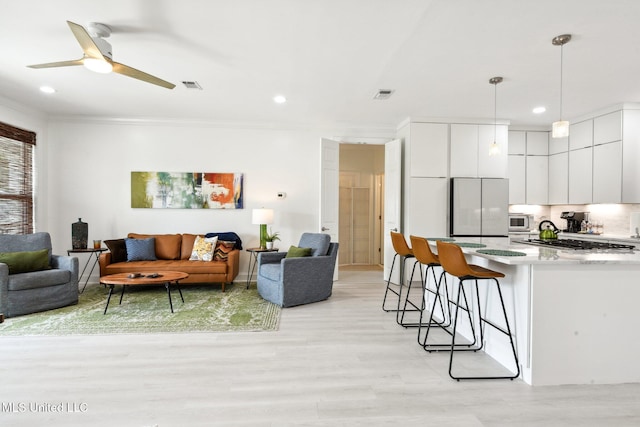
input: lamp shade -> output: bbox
[552,120,570,138]
[252,208,274,225]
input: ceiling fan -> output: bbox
[27,21,175,89]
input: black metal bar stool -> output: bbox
[382,232,420,326]
[435,241,520,381]
[406,235,451,340]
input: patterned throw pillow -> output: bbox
[214,240,235,261]
[125,238,157,261]
[189,236,218,261]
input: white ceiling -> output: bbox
[2,0,640,129]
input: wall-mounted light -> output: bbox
[552,34,571,138]
[489,76,503,156]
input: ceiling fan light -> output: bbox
[552,120,570,138]
[83,58,113,74]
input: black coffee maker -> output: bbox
[561,211,586,233]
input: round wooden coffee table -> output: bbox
[99,271,189,314]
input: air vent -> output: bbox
[373,89,394,100]
[182,81,203,90]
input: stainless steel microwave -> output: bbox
[508,214,533,232]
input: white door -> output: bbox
[383,139,402,283]
[320,138,340,279]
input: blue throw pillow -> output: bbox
[125,237,157,261]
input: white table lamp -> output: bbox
[252,208,274,249]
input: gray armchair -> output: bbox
[0,232,79,318]
[257,233,338,307]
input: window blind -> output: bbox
[0,121,36,235]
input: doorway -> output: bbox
[338,143,385,267]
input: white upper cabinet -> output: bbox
[526,131,549,155]
[593,141,622,203]
[594,111,622,145]
[526,156,548,204]
[568,147,593,204]
[409,122,448,177]
[549,152,568,204]
[622,110,640,203]
[507,130,549,204]
[569,120,593,150]
[508,131,526,155]
[548,135,569,154]
[450,124,478,177]
[508,155,526,204]
[451,124,507,178]
[592,110,622,203]
[478,124,508,177]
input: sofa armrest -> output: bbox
[51,254,79,284]
[225,249,241,282]
[99,252,112,277]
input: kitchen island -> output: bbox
[426,236,640,386]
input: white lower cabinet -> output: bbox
[549,152,568,204]
[593,141,622,203]
[568,147,593,204]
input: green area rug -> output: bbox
[0,283,280,336]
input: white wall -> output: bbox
[38,117,394,281]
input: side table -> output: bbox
[245,247,278,289]
[67,248,108,293]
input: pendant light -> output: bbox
[552,34,572,138]
[489,76,503,156]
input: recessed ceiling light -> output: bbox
[533,106,546,114]
[273,95,287,104]
[39,86,56,94]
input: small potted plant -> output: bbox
[265,228,280,249]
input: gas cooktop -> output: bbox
[517,238,636,252]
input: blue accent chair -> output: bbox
[257,233,338,307]
[0,232,79,318]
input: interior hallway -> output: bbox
[1,267,639,426]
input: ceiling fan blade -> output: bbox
[67,20,104,59]
[27,58,85,69]
[112,62,175,89]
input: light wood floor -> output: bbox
[2,267,639,426]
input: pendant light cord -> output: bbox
[494,80,498,142]
[559,43,564,121]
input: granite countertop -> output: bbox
[428,236,640,266]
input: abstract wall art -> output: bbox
[131,172,244,209]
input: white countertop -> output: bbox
[428,236,640,266]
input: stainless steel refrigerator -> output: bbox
[450,178,509,237]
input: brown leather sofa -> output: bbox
[99,233,239,291]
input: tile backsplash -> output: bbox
[509,204,640,236]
